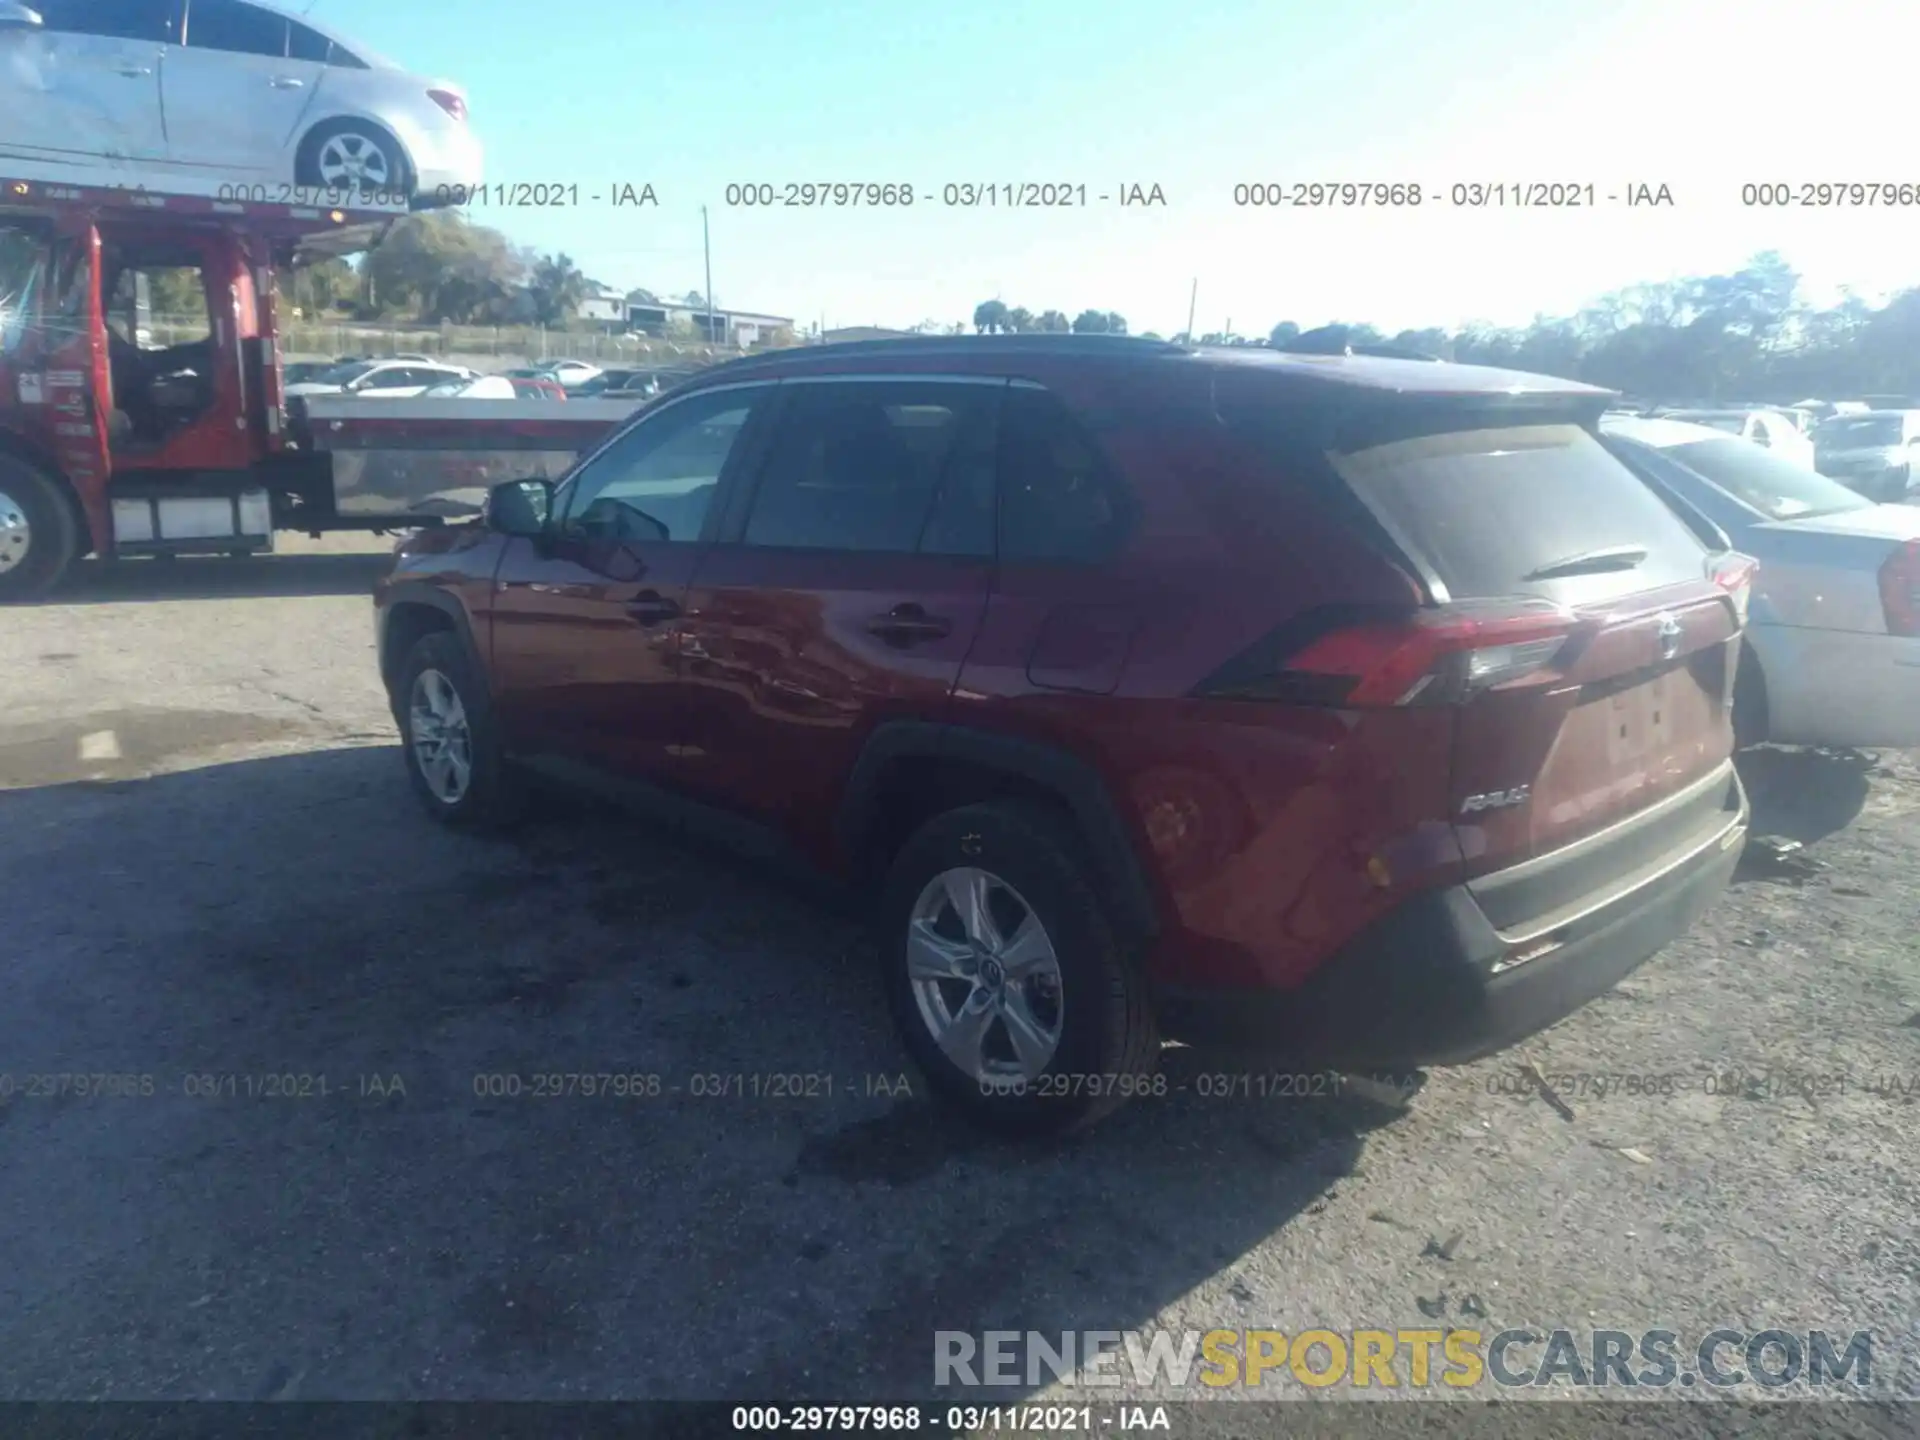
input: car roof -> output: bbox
[689,335,1612,399]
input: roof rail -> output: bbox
[701,332,1191,376]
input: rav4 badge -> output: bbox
[1460,785,1531,814]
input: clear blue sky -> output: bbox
[305,0,1919,335]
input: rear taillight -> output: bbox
[1707,550,1759,626]
[428,89,468,122]
[1195,600,1576,708]
[1879,539,1920,636]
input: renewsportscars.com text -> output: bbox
[935,1327,1874,1390]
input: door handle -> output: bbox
[270,76,305,88]
[115,66,153,77]
[627,591,681,624]
[867,603,951,644]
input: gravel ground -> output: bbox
[1,539,1916,1435]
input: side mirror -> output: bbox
[0,4,45,31]
[486,478,552,537]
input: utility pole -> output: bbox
[1185,278,1197,344]
[701,206,715,347]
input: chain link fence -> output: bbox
[143,314,745,367]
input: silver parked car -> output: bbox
[1602,415,1920,750]
[0,0,479,202]
[1811,410,1920,503]
[284,359,475,398]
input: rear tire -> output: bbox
[877,801,1160,1137]
[296,120,413,198]
[393,631,523,829]
[0,456,79,603]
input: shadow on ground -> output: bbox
[1737,745,1878,845]
[37,552,395,605]
[0,744,1405,1403]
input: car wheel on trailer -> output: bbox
[297,121,413,197]
[877,801,1160,1137]
[0,456,78,602]
[395,632,522,828]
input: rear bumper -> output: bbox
[1750,623,1920,750]
[1156,770,1748,1070]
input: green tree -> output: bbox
[1005,306,1035,333]
[362,211,525,322]
[1036,309,1071,333]
[973,299,1010,333]
[1070,309,1110,333]
[527,252,589,328]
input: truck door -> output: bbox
[97,225,253,472]
[38,220,113,548]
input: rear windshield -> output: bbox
[1661,437,1871,520]
[1323,419,1710,604]
[1817,415,1903,447]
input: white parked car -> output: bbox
[419,374,515,399]
[1602,415,1920,750]
[0,0,479,202]
[284,359,474,398]
[1812,410,1920,503]
[1660,408,1815,470]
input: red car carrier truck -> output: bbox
[0,170,638,600]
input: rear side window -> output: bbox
[997,387,1130,563]
[1324,416,1710,604]
[184,0,289,55]
[742,382,998,554]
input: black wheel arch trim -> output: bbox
[378,583,485,697]
[838,720,1161,941]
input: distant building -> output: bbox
[624,299,793,347]
[575,283,627,326]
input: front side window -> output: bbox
[34,0,178,42]
[0,225,49,357]
[559,386,763,543]
[740,381,999,554]
[105,264,208,348]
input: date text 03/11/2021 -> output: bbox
[728,1405,1174,1432]
[1230,181,1676,208]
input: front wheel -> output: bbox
[877,802,1160,1137]
[0,457,79,602]
[394,631,522,828]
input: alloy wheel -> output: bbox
[316,133,395,190]
[408,668,473,804]
[906,866,1065,1083]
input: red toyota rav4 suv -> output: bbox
[375,335,1754,1134]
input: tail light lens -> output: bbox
[1707,550,1758,626]
[1194,599,1576,708]
[1879,539,1920,636]
[428,89,468,122]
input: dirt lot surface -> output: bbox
[2,539,1916,1435]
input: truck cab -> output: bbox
[0,175,392,597]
